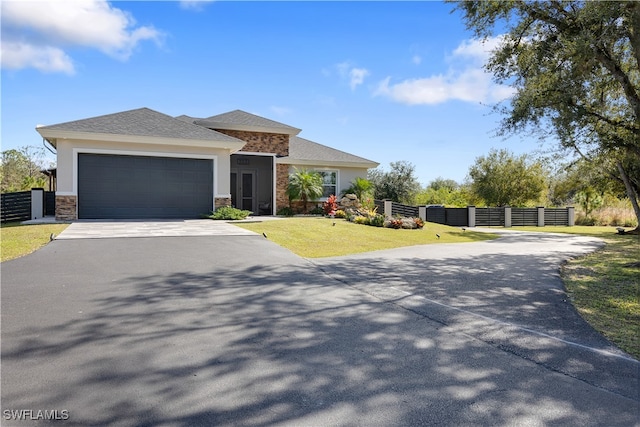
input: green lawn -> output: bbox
[235,216,497,258]
[0,222,69,262]
[463,225,639,360]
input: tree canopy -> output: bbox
[0,146,49,193]
[454,0,640,228]
[368,160,421,205]
[468,148,546,206]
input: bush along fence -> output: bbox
[1,189,55,224]
[375,200,575,227]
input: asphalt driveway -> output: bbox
[1,226,638,426]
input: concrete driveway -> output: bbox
[54,219,260,239]
[1,226,638,426]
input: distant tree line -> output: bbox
[1,146,51,193]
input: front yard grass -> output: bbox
[235,216,497,258]
[1,222,69,262]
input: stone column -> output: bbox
[55,195,77,221]
[568,206,575,226]
[468,206,476,227]
[418,206,427,221]
[504,206,512,228]
[537,206,545,227]
[31,188,44,220]
[384,200,393,217]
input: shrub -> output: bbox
[385,217,403,229]
[323,194,339,215]
[277,206,295,216]
[354,216,370,225]
[334,209,346,219]
[369,213,385,227]
[209,206,252,220]
[309,206,324,215]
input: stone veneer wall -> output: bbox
[215,128,291,212]
[214,130,289,157]
[56,195,77,221]
[215,197,232,209]
[275,164,290,211]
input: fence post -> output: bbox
[567,206,575,226]
[384,200,393,217]
[31,188,44,220]
[418,206,426,221]
[468,206,476,227]
[537,206,545,227]
[504,206,512,228]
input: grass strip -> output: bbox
[235,216,497,258]
[1,222,69,262]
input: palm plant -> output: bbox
[343,176,373,201]
[287,168,324,213]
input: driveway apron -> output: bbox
[1,228,638,426]
[55,219,258,239]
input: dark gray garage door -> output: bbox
[78,153,213,219]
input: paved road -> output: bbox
[1,228,638,426]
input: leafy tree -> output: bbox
[468,148,546,206]
[427,177,459,192]
[368,160,421,205]
[575,188,604,218]
[548,156,627,206]
[415,178,471,207]
[286,167,324,213]
[453,0,640,230]
[0,146,49,193]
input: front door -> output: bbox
[231,170,256,212]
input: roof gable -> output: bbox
[195,110,301,136]
[38,108,242,143]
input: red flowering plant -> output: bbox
[322,194,339,216]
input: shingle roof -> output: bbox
[39,108,242,143]
[284,136,378,167]
[174,114,198,124]
[195,110,301,135]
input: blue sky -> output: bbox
[1,0,534,186]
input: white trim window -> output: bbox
[316,170,337,198]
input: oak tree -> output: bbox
[454,0,640,229]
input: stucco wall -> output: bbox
[278,164,370,211]
[55,139,231,198]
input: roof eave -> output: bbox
[277,158,379,169]
[36,128,247,151]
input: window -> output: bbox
[316,170,337,198]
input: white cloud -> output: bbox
[179,0,215,11]
[451,36,503,63]
[349,67,369,90]
[374,36,513,105]
[412,54,422,65]
[336,62,370,90]
[1,41,75,74]
[1,0,164,73]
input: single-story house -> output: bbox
[36,108,379,220]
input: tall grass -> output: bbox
[575,199,637,227]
